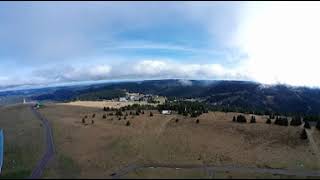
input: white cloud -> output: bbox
[130,60,250,80]
[0,59,252,89]
[235,2,320,87]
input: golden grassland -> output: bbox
[38,104,319,178]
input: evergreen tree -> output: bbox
[300,129,308,139]
[232,116,236,122]
[236,115,247,123]
[266,118,271,124]
[250,116,256,123]
[304,120,311,129]
[290,116,302,126]
[317,120,320,130]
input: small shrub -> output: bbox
[136,111,140,116]
[196,119,199,124]
[232,116,236,122]
[290,116,302,126]
[175,118,179,123]
[82,118,85,124]
[92,114,95,118]
[142,111,145,114]
[304,120,311,129]
[266,118,271,124]
[274,117,288,126]
[150,112,153,117]
[84,115,88,119]
[91,120,94,124]
[317,120,320,130]
[126,121,130,126]
[102,114,106,119]
[250,116,256,123]
[116,110,123,116]
[300,129,308,139]
[236,115,247,123]
[103,107,107,111]
[118,117,121,120]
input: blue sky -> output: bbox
[1,1,320,90]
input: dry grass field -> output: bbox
[39,104,320,178]
[59,100,158,109]
[0,105,45,179]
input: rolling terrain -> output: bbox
[24,79,320,116]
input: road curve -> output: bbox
[111,163,320,179]
[28,105,55,179]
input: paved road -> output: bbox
[28,106,55,179]
[111,163,320,179]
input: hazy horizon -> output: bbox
[1,2,320,89]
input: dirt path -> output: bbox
[28,106,55,179]
[110,163,320,178]
[306,129,320,167]
[155,115,172,138]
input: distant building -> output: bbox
[161,110,172,115]
[119,97,127,102]
[0,129,3,174]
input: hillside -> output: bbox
[9,79,320,116]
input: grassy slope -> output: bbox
[40,104,319,178]
[0,105,44,179]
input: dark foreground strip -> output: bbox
[111,163,320,179]
[28,106,55,179]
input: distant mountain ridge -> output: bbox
[2,79,320,116]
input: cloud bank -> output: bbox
[0,60,251,90]
[1,2,320,89]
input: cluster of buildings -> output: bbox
[118,92,162,103]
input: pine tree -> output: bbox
[250,116,256,123]
[290,116,302,126]
[232,116,236,122]
[317,120,320,130]
[304,120,311,129]
[300,129,308,139]
[266,118,271,124]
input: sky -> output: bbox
[1,1,320,90]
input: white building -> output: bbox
[161,110,172,115]
[119,97,127,102]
